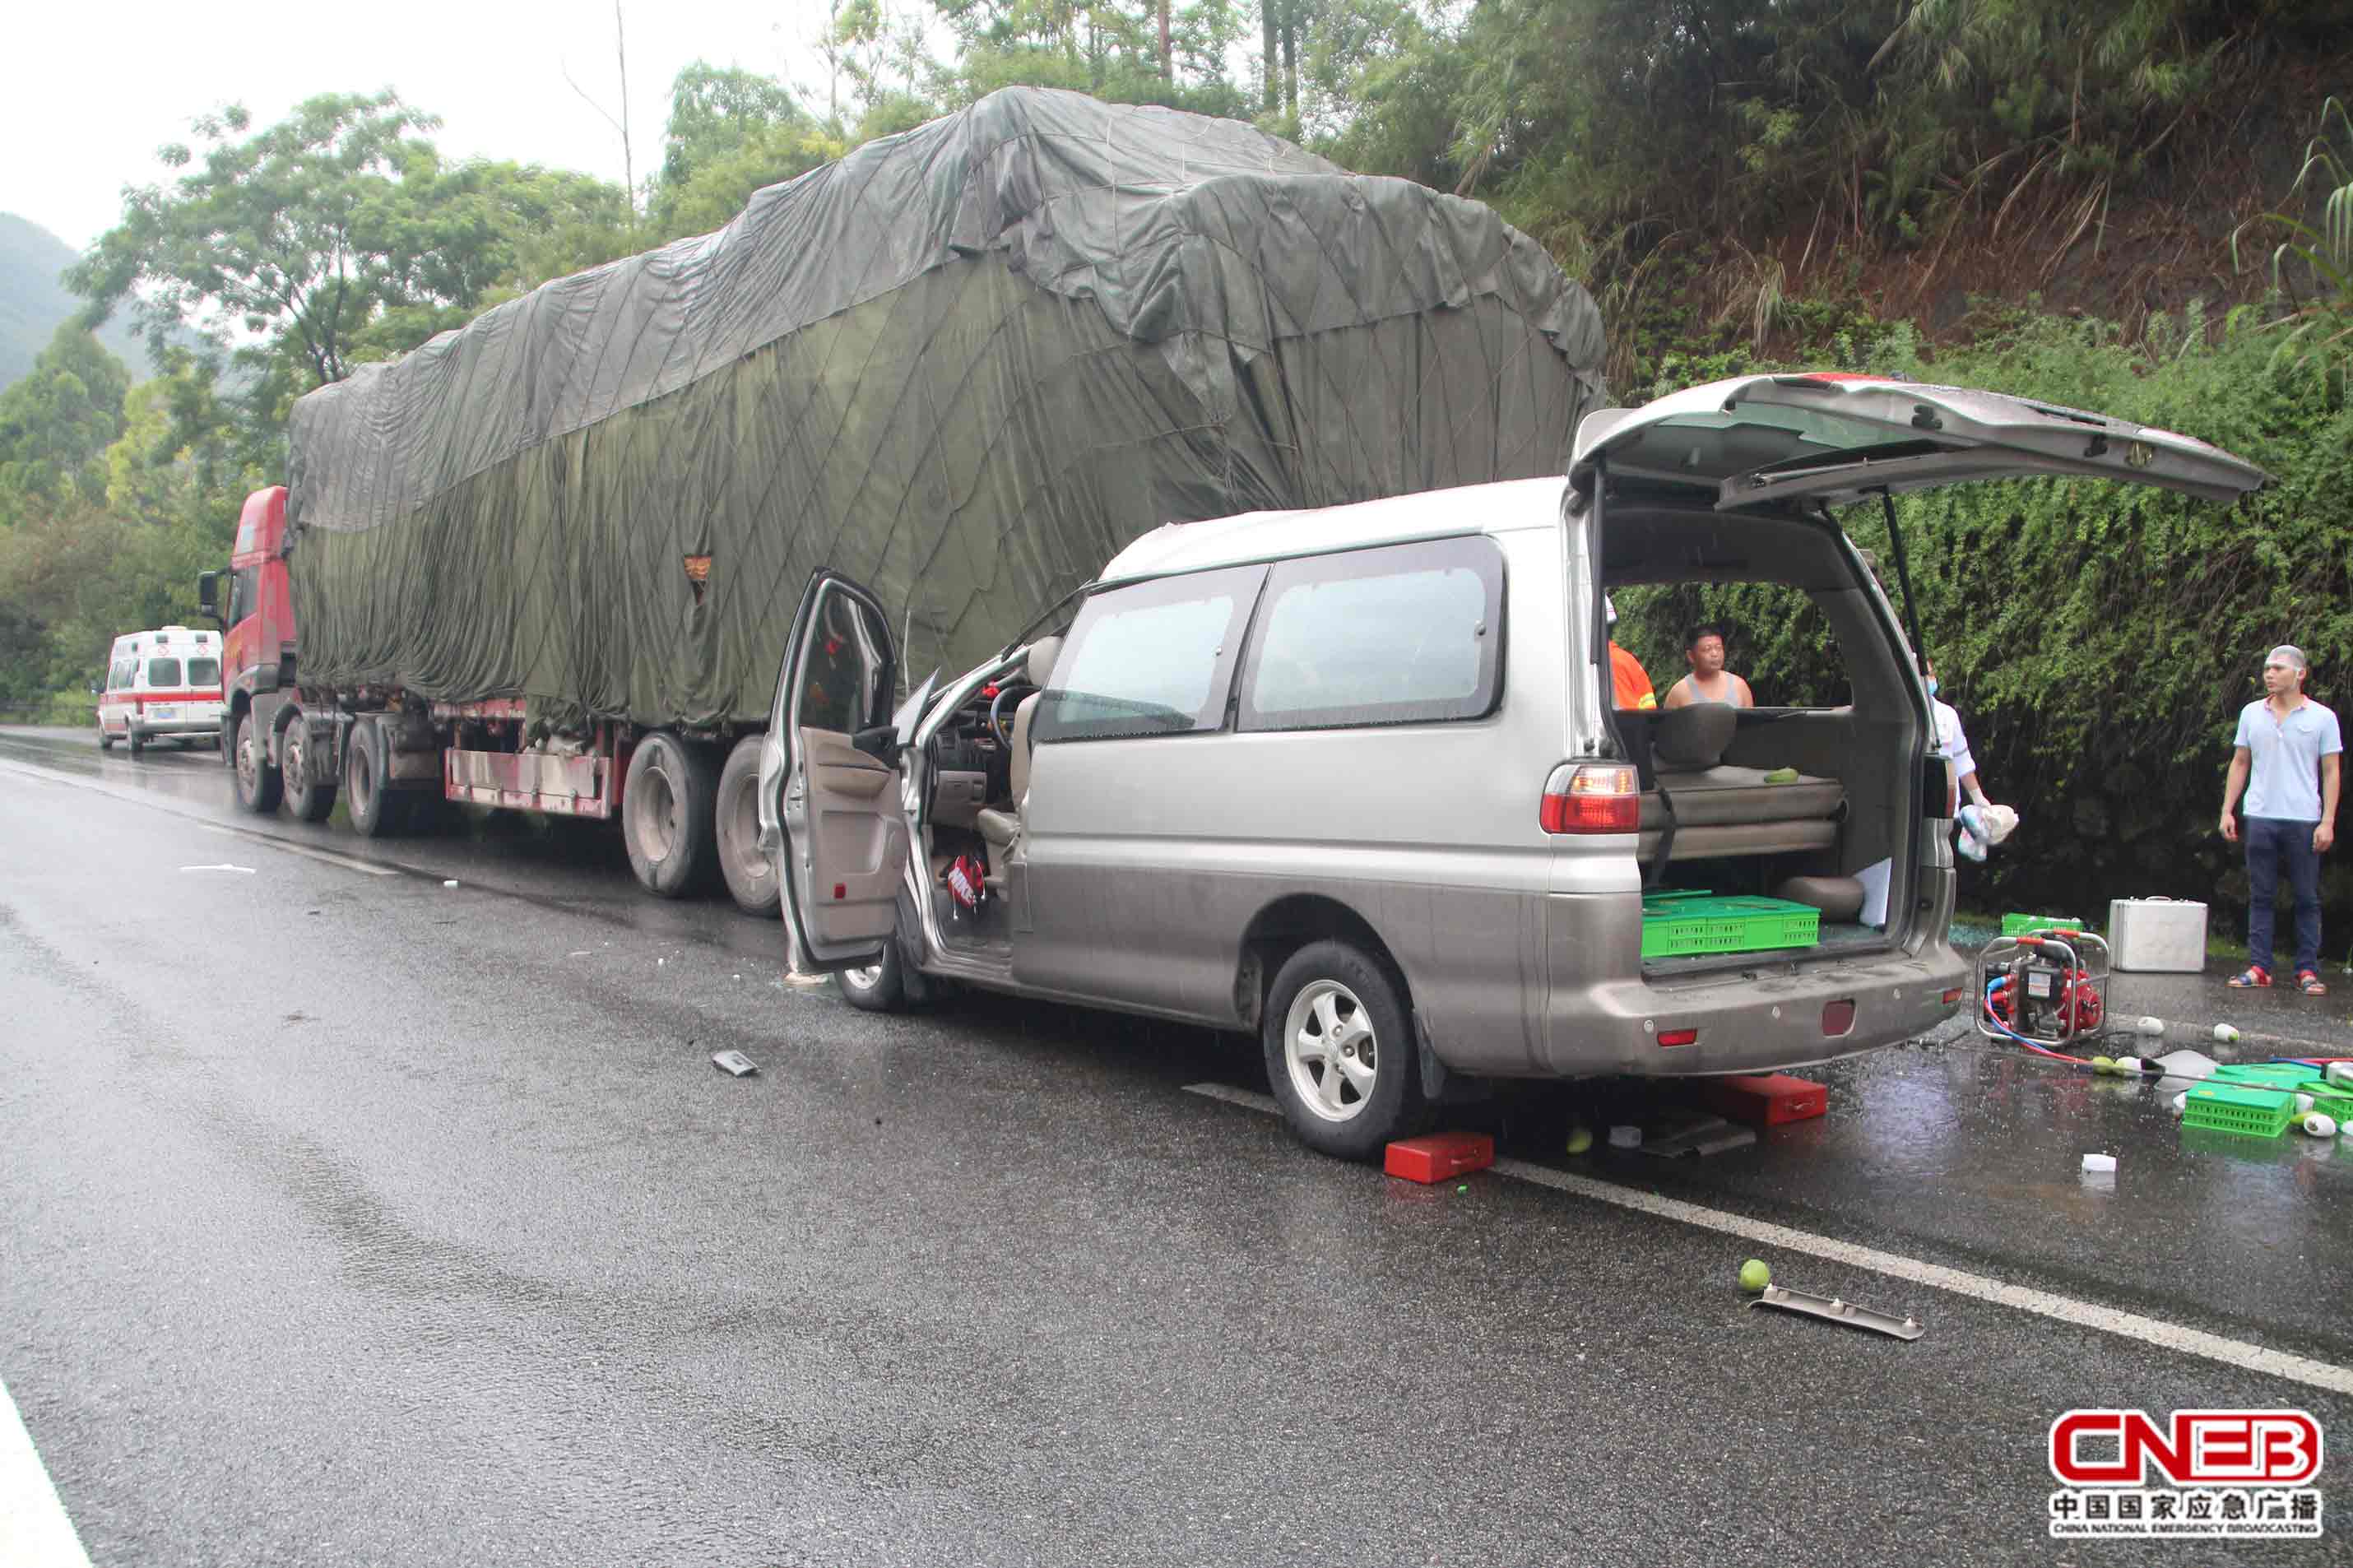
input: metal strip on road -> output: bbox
[0,1377,94,1568]
[1183,1083,2353,1398]
[197,823,398,878]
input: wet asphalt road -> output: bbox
[4,723,2352,1566]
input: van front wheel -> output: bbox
[1262,940,1425,1161]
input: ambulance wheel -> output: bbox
[233,713,281,814]
[1261,939,1426,1161]
[99,730,114,751]
[281,719,336,823]
[127,727,144,758]
[623,731,717,898]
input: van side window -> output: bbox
[1237,536,1504,732]
[109,658,134,690]
[1033,565,1263,744]
[146,658,183,687]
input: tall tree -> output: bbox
[647,63,842,239]
[0,324,130,527]
[69,94,634,400]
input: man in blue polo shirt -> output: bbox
[2221,644,2341,994]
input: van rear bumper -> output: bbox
[1537,892,1967,1077]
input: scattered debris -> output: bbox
[2302,1112,2339,1138]
[2214,1023,2243,1044]
[1748,1283,1923,1341]
[1563,1125,1594,1156]
[1738,1259,1771,1292]
[711,1050,759,1077]
[1639,1113,1756,1159]
[179,863,256,874]
[567,950,591,958]
[1384,1131,1494,1184]
[442,879,458,888]
[1607,1125,1642,1150]
[2081,1153,2116,1174]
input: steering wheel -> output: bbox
[988,683,1030,748]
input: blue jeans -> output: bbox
[2244,816,2322,975]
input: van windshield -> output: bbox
[146,658,183,686]
[186,657,220,687]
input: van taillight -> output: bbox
[1540,763,1640,833]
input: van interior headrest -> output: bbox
[1652,703,1738,768]
[1027,634,1064,688]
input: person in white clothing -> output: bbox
[1928,661,2002,861]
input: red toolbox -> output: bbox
[1700,1074,1828,1126]
[1384,1131,1496,1184]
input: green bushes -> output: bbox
[1618,306,2353,937]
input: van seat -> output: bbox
[1632,704,1844,861]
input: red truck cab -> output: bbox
[200,486,299,797]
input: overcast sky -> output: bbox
[7,1,844,252]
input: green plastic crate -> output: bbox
[2212,1064,2325,1092]
[2002,912,2087,936]
[1641,893,1821,958]
[2181,1083,2295,1139]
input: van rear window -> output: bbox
[145,658,183,687]
[1237,536,1505,731]
[1033,565,1263,743]
[186,657,220,687]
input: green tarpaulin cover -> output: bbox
[286,86,1605,727]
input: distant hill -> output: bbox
[0,212,178,389]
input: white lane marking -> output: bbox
[179,864,258,875]
[0,758,400,879]
[1181,1083,2353,1397]
[0,1376,94,1568]
[198,823,397,878]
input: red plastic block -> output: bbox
[1384,1131,1496,1183]
[1701,1073,1828,1125]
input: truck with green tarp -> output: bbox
[199,86,1605,912]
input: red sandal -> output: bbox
[2299,970,2327,996]
[2226,966,2271,989]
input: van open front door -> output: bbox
[763,571,911,975]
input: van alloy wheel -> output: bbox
[1283,978,1378,1122]
[1261,939,1423,1159]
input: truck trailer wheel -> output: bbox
[623,731,717,898]
[281,717,336,823]
[715,735,780,916]
[233,712,281,814]
[344,719,401,838]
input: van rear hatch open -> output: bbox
[1568,372,2267,977]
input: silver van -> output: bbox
[757,373,2266,1157]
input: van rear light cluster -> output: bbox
[1540,763,1639,833]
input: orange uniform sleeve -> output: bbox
[1610,643,1657,710]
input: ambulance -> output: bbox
[96,626,225,755]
